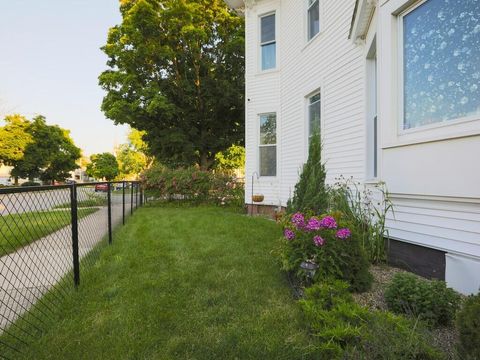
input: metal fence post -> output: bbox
[122,181,126,225]
[130,182,134,215]
[70,184,80,288]
[107,183,112,244]
[135,182,138,209]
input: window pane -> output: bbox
[260,146,277,176]
[308,0,320,40]
[309,94,321,137]
[403,0,480,129]
[261,14,275,43]
[261,43,276,70]
[260,114,276,145]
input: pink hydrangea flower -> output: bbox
[336,228,351,240]
[305,217,321,231]
[319,216,338,229]
[291,212,306,229]
[313,235,325,247]
[284,228,295,241]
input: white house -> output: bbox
[225,0,480,294]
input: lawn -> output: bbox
[0,208,99,257]
[6,206,315,359]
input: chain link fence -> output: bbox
[0,181,142,357]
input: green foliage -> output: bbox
[279,212,372,292]
[7,116,81,184]
[214,145,245,175]
[99,0,245,170]
[0,115,33,180]
[142,164,244,207]
[86,153,119,181]
[456,292,480,360]
[20,181,41,187]
[299,280,444,360]
[329,177,393,264]
[385,272,461,327]
[116,128,153,179]
[287,133,328,215]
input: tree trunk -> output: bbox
[199,153,213,171]
[14,176,19,186]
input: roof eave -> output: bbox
[349,0,377,42]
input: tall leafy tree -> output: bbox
[0,115,33,185]
[13,116,82,184]
[99,0,245,170]
[116,129,153,179]
[86,153,119,181]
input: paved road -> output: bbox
[0,203,126,333]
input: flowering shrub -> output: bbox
[279,211,372,292]
[141,164,244,207]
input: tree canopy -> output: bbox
[0,115,33,183]
[116,128,153,180]
[86,153,119,181]
[0,115,81,184]
[99,0,245,170]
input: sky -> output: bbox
[0,0,128,157]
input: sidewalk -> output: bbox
[0,204,124,332]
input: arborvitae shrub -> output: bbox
[287,132,328,215]
[456,292,480,360]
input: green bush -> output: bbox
[300,280,443,360]
[141,164,244,207]
[279,211,372,292]
[385,272,461,327]
[20,181,41,187]
[456,292,480,360]
[287,132,328,215]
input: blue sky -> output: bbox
[0,0,128,156]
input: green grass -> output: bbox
[0,208,99,257]
[6,206,316,359]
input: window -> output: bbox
[260,14,276,70]
[308,0,320,40]
[259,113,277,176]
[402,0,480,130]
[308,92,321,142]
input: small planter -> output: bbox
[252,194,264,203]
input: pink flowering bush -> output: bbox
[278,211,372,292]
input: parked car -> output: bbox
[94,184,109,192]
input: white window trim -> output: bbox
[379,0,480,148]
[258,11,277,73]
[258,112,277,178]
[304,88,322,160]
[307,0,320,41]
[303,0,324,49]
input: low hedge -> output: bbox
[141,165,244,207]
[456,292,480,360]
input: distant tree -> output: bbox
[99,0,245,170]
[117,128,153,179]
[215,145,245,175]
[0,115,33,185]
[86,153,119,181]
[13,116,81,184]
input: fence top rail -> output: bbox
[0,181,140,195]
